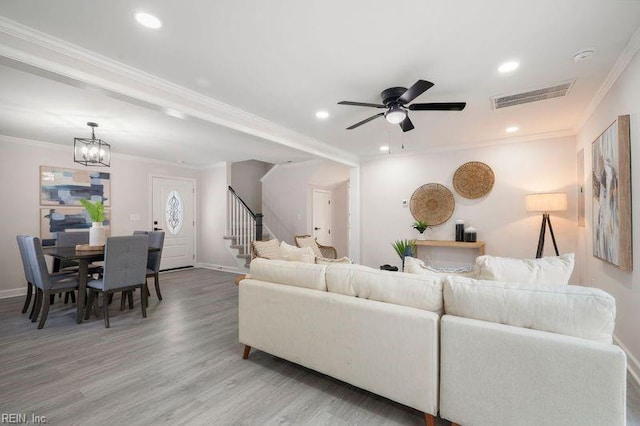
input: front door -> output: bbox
[312,189,332,246]
[152,177,195,270]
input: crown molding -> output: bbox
[575,25,640,132]
[0,17,359,167]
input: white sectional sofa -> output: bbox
[238,256,626,426]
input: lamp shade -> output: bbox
[525,192,568,212]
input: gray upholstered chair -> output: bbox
[133,230,165,300]
[84,235,149,328]
[16,235,35,317]
[24,236,79,329]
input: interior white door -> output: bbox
[152,177,195,270]
[312,189,332,246]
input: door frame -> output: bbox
[149,174,197,267]
[310,188,332,246]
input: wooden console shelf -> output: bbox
[413,239,485,256]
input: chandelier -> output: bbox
[73,122,111,167]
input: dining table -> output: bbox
[43,245,160,324]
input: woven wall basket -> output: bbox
[410,183,455,226]
[453,161,495,199]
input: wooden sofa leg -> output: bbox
[242,345,251,359]
[424,413,436,426]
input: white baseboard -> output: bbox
[0,287,27,300]
[196,263,244,274]
[613,334,640,387]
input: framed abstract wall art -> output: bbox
[591,115,632,271]
[40,207,111,240]
[40,166,110,206]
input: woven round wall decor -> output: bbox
[453,161,495,199]
[409,183,455,226]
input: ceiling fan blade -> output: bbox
[398,80,434,105]
[346,112,384,130]
[399,116,414,132]
[409,102,467,111]
[338,101,386,108]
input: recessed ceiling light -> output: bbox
[380,145,390,152]
[573,49,595,62]
[134,12,162,29]
[315,110,329,119]
[498,61,519,73]
[506,126,520,133]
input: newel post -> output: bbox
[255,214,263,241]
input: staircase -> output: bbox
[224,186,273,271]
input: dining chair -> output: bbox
[84,235,149,328]
[54,231,102,304]
[126,231,165,305]
[16,235,35,317]
[24,236,80,329]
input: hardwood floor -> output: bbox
[1,268,639,425]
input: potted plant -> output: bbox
[412,220,430,240]
[80,199,106,246]
[392,239,416,270]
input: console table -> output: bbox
[413,240,485,256]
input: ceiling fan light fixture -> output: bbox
[384,105,407,124]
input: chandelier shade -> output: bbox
[74,122,111,167]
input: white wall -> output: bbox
[576,48,640,373]
[230,160,272,214]
[360,136,579,275]
[0,135,200,295]
[198,163,238,269]
[261,160,350,246]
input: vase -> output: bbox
[416,233,427,241]
[89,222,106,246]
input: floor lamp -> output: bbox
[525,192,568,258]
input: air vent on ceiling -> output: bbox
[491,80,575,109]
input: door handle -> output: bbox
[314,227,321,231]
[154,227,163,231]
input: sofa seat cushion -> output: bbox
[443,276,616,343]
[326,264,443,313]
[249,258,327,291]
[475,253,574,285]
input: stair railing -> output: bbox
[227,186,263,256]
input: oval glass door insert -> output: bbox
[165,190,184,235]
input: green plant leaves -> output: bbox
[80,199,105,223]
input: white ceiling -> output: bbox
[1,0,640,165]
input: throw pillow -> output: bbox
[404,256,476,278]
[252,239,283,260]
[280,241,316,264]
[475,253,574,285]
[316,256,352,265]
[295,236,323,258]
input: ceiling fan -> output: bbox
[338,80,466,132]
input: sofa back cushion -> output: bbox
[326,263,443,313]
[475,253,574,285]
[249,258,327,291]
[443,276,616,343]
